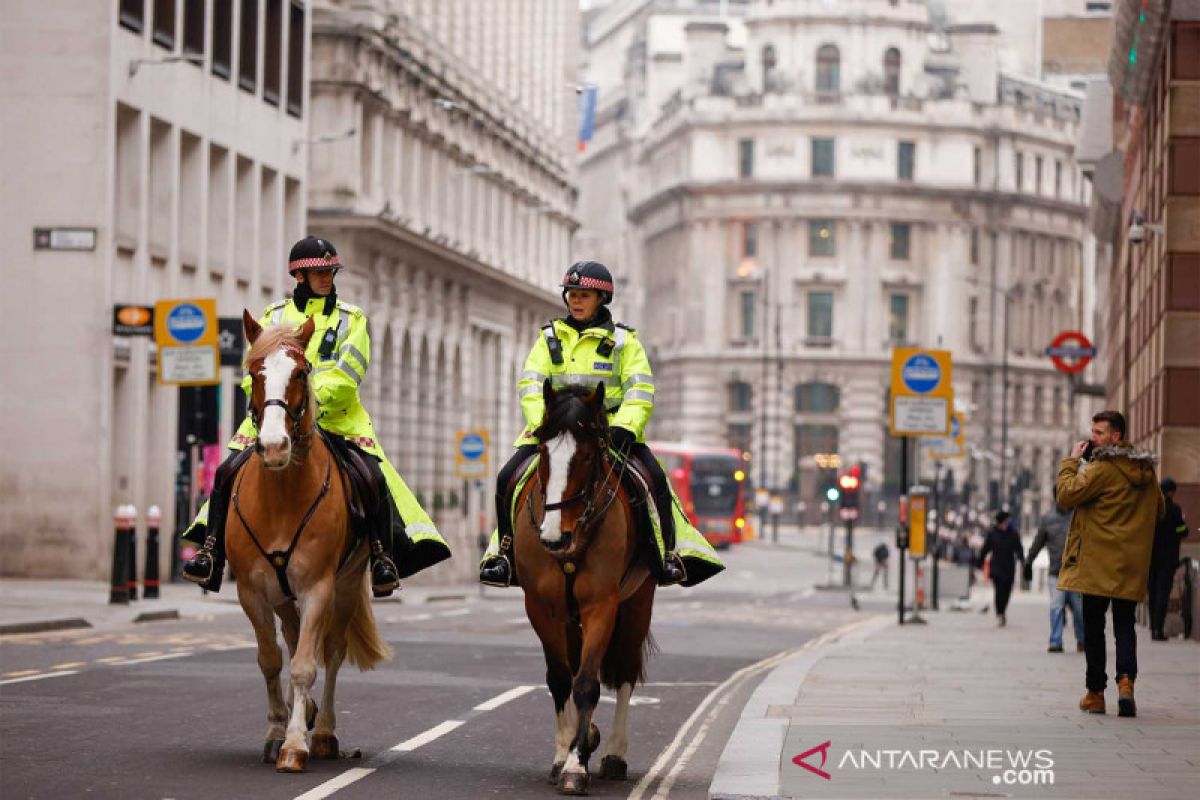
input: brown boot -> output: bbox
[1078,690,1106,714]
[1117,676,1136,718]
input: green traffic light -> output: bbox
[826,487,840,502]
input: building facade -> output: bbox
[1,0,310,578]
[580,0,1095,522]
[306,0,580,579]
[1098,0,1199,531]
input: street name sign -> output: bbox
[154,298,219,386]
[889,348,953,436]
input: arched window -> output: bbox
[729,381,754,412]
[816,45,840,93]
[884,47,901,95]
[795,382,840,413]
[762,44,778,91]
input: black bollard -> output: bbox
[126,505,139,601]
[109,505,134,605]
[144,505,161,599]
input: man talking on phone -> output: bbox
[1055,411,1165,718]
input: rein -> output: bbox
[231,445,332,599]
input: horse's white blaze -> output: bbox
[540,432,577,544]
[258,349,294,448]
[604,683,634,760]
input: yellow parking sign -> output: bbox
[889,348,953,437]
[154,298,219,386]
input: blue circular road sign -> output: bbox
[460,433,486,460]
[901,354,941,394]
[951,415,960,438]
[166,303,207,343]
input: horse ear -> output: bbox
[589,382,606,417]
[243,309,262,345]
[542,378,555,408]
[296,316,317,346]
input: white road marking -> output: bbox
[0,670,79,686]
[292,767,377,800]
[505,616,528,624]
[113,652,192,666]
[642,681,719,687]
[390,720,465,752]
[438,608,470,618]
[599,694,659,706]
[473,684,537,711]
[406,613,433,622]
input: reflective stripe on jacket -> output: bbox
[514,318,655,446]
[230,296,378,451]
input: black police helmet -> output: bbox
[288,235,342,276]
[560,261,614,306]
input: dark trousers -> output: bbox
[1082,594,1138,691]
[493,442,676,551]
[993,576,1014,615]
[1148,562,1177,634]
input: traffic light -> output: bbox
[838,470,861,510]
[825,486,840,503]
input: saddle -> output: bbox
[320,431,384,531]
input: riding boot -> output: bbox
[370,539,401,598]
[480,533,514,587]
[182,484,232,592]
[650,482,686,587]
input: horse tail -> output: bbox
[600,601,657,689]
[344,577,392,670]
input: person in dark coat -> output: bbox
[977,510,1026,627]
[1148,477,1189,640]
[1026,493,1084,652]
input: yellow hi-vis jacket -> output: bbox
[515,317,655,446]
[230,295,377,452]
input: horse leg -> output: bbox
[545,647,575,784]
[277,578,333,773]
[601,580,655,781]
[559,598,619,796]
[312,576,356,760]
[237,583,288,764]
[276,600,318,731]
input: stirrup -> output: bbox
[183,536,217,585]
[658,552,687,587]
[370,546,401,597]
[480,554,513,588]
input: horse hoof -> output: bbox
[599,756,627,781]
[305,698,319,731]
[587,723,601,751]
[311,733,339,759]
[261,739,284,764]
[547,761,565,784]
[557,770,589,795]
[276,747,308,773]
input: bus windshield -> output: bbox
[690,455,740,515]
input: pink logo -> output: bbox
[792,741,833,780]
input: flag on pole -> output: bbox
[577,84,597,152]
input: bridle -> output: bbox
[527,422,630,541]
[250,345,315,450]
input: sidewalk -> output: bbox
[0,578,488,636]
[711,584,1200,799]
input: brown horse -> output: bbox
[227,310,390,773]
[515,382,657,795]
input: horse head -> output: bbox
[243,309,317,470]
[532,381,609,546]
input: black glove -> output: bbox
[1022,564,1033,584]
[610,427,636,455]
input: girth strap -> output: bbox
[232,456,333,599]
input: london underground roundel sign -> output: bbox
[1045,330,1096,374]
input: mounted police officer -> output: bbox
[478,261,723,588]
[182,235,451,596]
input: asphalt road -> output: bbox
[1,534,887,800]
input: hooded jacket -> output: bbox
[1027,506,1071,576]
[1055,444,1165,602]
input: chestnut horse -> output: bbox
[515,382,657,795]
[228,310,390,773]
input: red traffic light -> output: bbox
[838,473,860,491]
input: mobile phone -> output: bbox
[1081,441,1095,461]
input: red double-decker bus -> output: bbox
[650,442,748,549]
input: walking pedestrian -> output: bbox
[1025,491,1084,653]
[870,541,890,589]
[1148,477,1189,640]
[1057,410,1164,718]
[977,510,1025,627]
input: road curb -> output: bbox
[0,617,92,636]
[708,615,892,800]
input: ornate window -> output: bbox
[816,45,840,93]
[884,48,901,95]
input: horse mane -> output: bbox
[534,385,605,442]
[247,323,309,363]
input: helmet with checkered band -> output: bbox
[287,235,342,276]
[561,261,614,306]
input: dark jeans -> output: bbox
[1082,594,1138,691]
[1148,562,1177,634]
[993,576,1014,615]
[493,442,676,551]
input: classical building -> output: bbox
[1,0,311,578]
[579,0,1094,521]
[1092,0,1199,532]
[306,0,580,579]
